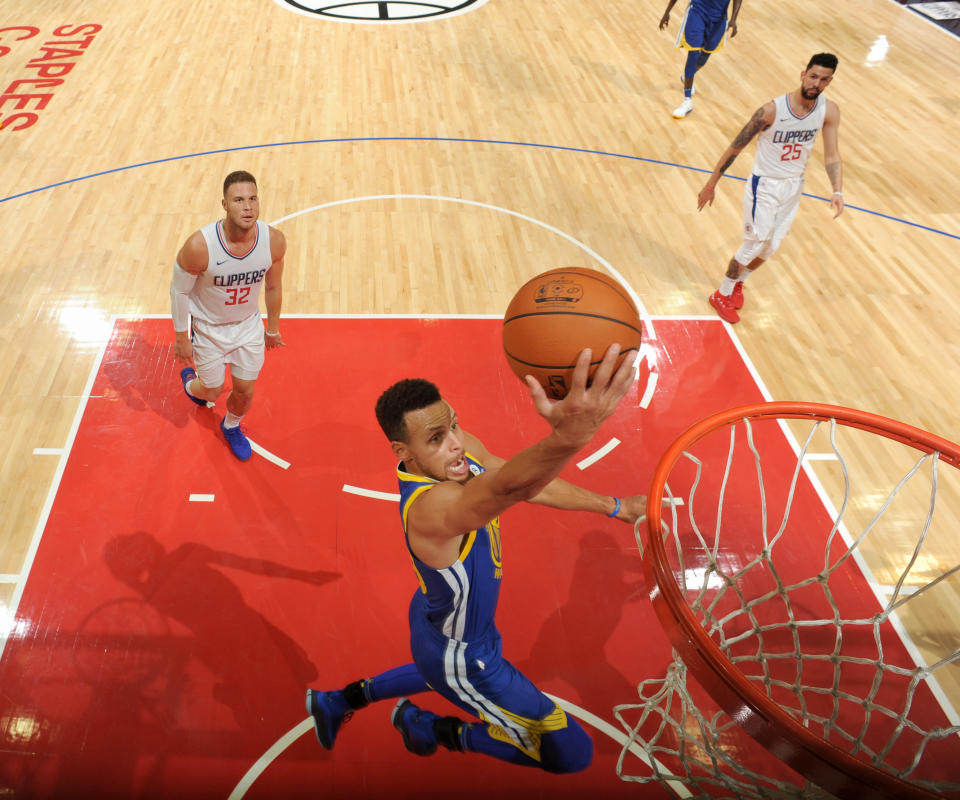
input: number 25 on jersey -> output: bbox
[781,143,803,161]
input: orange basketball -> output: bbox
[502,267,643,399]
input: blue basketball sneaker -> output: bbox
[180,367,207,406]
[391,699,439,756]
[220,419,252,461]
[306,689,352,750]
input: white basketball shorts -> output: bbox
[735,174,804,264]
[191,312,265,385]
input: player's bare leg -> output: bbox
[221,374,256,460]
[180,368,221,407]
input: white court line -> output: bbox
[0,574,20,583]
[249,439,291,469]
[639,367,658,410]
[271,195,651,324]
[720,320,960,728]
[32,448,63,456]
[227,718,313,800]
[227,695,689,800]
[802,453,839,461]
[547,694,693,799]
[879,585,919,596]
[0,320,113,661]
[342,484,401,502]
[577,437,621,470]
[271,194,661,409]
[189,494,215,502]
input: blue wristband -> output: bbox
[608,497,621,518]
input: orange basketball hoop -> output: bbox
[625,402,960,800]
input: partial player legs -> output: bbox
[220,371,257,460]
[225,374,256,419]
[391,697,593,773]
[709,256,766,323]
[306,664,431,749]
[180,367,220,406]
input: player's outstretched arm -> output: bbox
[528,480,647,523]
[413,345,635,541]
[697,102,774,210]
[466,430,647,523]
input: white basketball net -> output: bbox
[615,414,960,799]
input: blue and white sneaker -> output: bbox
[306,689,352,750]
[391,698,439,757]
[220,419,252,461]
[180,367,208,406]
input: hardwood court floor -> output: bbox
[1,0,959,795]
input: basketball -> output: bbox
[502,267,643,399]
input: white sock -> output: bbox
[719,277,737,296]
[184,378,201,399]
[224,411,243,429]
[737,268,754,284]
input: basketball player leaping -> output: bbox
[306,347,646,772]
[170,171,287,460]
[699,53,843,324]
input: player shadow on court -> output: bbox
[98,325,195,428]
[102,531,340,735]
[515,528,647,756]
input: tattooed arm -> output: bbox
[697,102,775,210]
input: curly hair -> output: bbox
[375,378,442,442]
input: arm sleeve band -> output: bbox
[170,263,197,332]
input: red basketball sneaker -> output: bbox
[731,281,745,310]
[709,291,740,324]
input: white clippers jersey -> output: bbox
[189,220,273,324]
[751,94,827,180]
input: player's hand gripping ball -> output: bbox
[502,267,643,399]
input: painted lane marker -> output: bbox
[32,448,63,456]
[577,438,621,470]
[249,439,291,469]
[342,484,401,502]
[802,452,840,461]
[189,494,215,502]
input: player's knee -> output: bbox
[540,720,593,774]
[734,239,769,265]
[231,382,256,401]
[201,382,224,400]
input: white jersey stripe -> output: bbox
[446,639,531,748]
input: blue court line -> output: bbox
[2,136,957,240]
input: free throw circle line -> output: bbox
[227,694,684,799]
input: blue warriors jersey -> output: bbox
[398,453,503,642]
[692,0,731,22]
